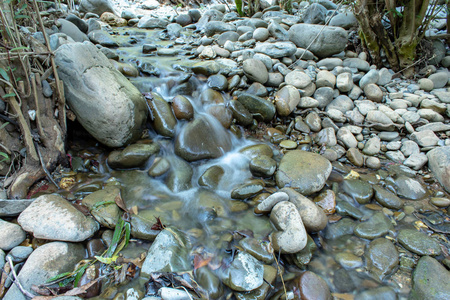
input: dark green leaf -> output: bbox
[3,93,16,98]
[46,271,73,283]
[10,46,29,51]
[73,264,89,287]
[0,68,9,82]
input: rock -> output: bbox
[6,246,33,263]
[243,59,268,84]
[82,187,121,228]
[55,42,147,147]
[365,111,394,130]
[79,0,115,15]
[18,194,99,242]
[249,155,277,178]
[403,153,428,170]
[329,12,357,29]
[172,95,194,120]
[0,199,35,217]
[204,21,235,37]
[276,150,332,195]
[341,179,373,204]
[223,252,264,292]
[99,12,127,27]
[253,28,269,41]
[175,116,232,161]
[427,146,450,193]
[88,30,118,47]
[316,127,337,146]
[343,58,370,72]
[207,105,233,128]
[337,127,358,149]
[57,19,88,43]
[418,78,434,91]
[355,287,397,300]
[336,72,353,92]
[148,92,177,137]
[365,156,381,169]
[3,242,84,300]
[237,93,276,122]
[195,266,224,299]
[285,70,312,89]
[347,148,364,167]
[288,24,347,58]
[141,228,191,275]
[410,256,450,300]
[255,192,289,214]
[0,219,26,250]
[231,180,265,200]
[294,271,332,300]
[364,83,383,102]
[314,87,334,108]
[254,42,297,58]
[66,14,88,33]
[428,72,448,89]
[282,188,328,232]
[269,201,308,253]
[268,20,288,40]
[275,85,300,116]
[324,218,355,239]
[316,70,336,88]
[365,238,399,281]
[176,14,192,26]
[240,144,273,159]
[303,3,327,24]
[137,16,169,29]
[394,176,428,200]
[373,185,404,209]
[362,136,381,155]
[354,212,393,239]
[165,156,193,192]
[108,143,160,169]
[398,229,442,256]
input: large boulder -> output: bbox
[79,0,116,16]
[410,256,450,300]
[55,42,147,147]
[3,242,84,300]
[288,24,347,58]
[276,150,332,195]
[427,146,450,193]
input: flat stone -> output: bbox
[365,238,399,281]
[0,219,26,251]
[354,212,393,239]
[398,229,442,256]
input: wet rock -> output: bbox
[341,179,373,204]
[336,200,364,220]
[229,100,253,126]
[148,92,177,137]
[398,229,442,256]
[137,16,169,29]
[354,212,393,239]
[222,252,264,292]
[365,238,398,281]
[195,266,224,299]
[175,116,232,161]
[207,74,228,91]
[165,156,193,192]
[55,42,147,147]
[130,211,161,241]
[82,186,121,228]
[239,238,273,264]
[270,201,307,253]
[18,194,99,242]
[294,271,332,300]
[148,157,170,177]
[394,176,428,200]
[276,150,332,195]
[207,105,233,129]
[373,185,404,209]
[240,144,273,159]
[3,242,84,300]
[323,218,355,239]
[347,148,364,167]
[275,85,300,116]
[0,219,26,251]
[141,228,191,275]
[79,0,115,16]
[355,286,397,300]
[198,165,224,189]
[427,146,450,193]
[172,95,194,120]
[410,256,450,300]
[231,180,265,200]
[237,93,276,122]
[282,188,328,232]
[249,155,277,177]
[234,265,276,299]
[314,190,336,215]
[289,24,347,58]
[108,143,160,169]
[289,235,317,269]
[335,252,363,269]
[255,192,289,214]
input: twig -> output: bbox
[7,256,36,299]
[271,246,287,299]
[34,141,60,190]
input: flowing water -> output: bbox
[48,27,450,299]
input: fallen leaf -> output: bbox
[114,192,128,212]
[193,255,212,270]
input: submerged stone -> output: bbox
[365,238,399,281]
[354,212,393,239]
[398,229,442,256]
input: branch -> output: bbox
[7,256,36,299]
